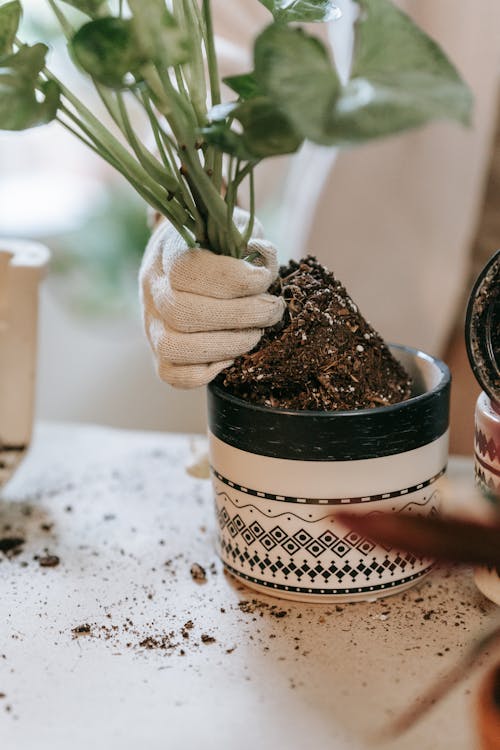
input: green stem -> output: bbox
[243,169,256,246]
[57,113,194,245]
[202,0,220,108]
[60,101,194,234]
[94,84,125,131]
[115,91,180,196]
[46,0,72,38]
[141,92,175,173]
[141,92,205,240]
[234,162,257,193]
[202,0,222,194]
[181,0,207,124]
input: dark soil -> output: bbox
[0,537,24,558]
[72,624,92,636]
[39,555,60,568]
[222,256,412,410]
[190,563,207,583]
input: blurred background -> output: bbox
[1,0,499,449]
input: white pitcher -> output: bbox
[0,239,50,487]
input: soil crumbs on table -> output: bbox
[222,256,412,410]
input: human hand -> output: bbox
[139,208,285,388]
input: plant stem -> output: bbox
[59,100,194,236]
[57,112,194,244]
[37,4,244,256]
[46,0,72,38]
[202,0,222,195]
[115,91,180,195]
[243,168,256,245]
[202,0,220,109]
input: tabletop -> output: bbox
[0,423,498,750]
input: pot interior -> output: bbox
[391,345,445,398]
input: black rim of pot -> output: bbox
[208,344,450,461]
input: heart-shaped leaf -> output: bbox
[257,0,341,23]
[223,72,262,100]
[322,0,473,144]
[128,0,190,67]
[71,17,145,88]
[60,0,106,17]
[254,24,340,143]
[201,123,254,160]
[0,44,60,130]
[203,97,303,159]
[0,0,21,58]
[234,97,303,157]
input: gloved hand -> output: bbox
[139,208,285,389]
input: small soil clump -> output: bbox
[39,555,60,568]
[222,256,412,410]
[0,538,24,558]
[201,634,216,644]
[190,563,207,583]
[72,624,92,636]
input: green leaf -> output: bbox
[202,98,303,159]
[0,1,21,58]
[60,0,106,16]
[2,41,47,77]
[323,0,473,144]
[257,0,341,23]
[71,18,145,89]
[234,97,303,158]
[254,24,340,143]
[201,123,254,160]
[223,72,261,100]
[128,0,190,67]
[0,44,60,130]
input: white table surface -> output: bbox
[0,423,498,750]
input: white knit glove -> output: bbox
[140,208,285,389]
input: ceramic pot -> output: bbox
[476,664,500,750]
[0,239,50,487]
[474,393,500,504]
[208,345,450,603]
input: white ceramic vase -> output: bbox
[0,239,50,487]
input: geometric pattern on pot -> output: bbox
[475,466,499,498]
[474,393,500,502]
[475,427,500,464]
[214,475,441,598]
[212,467,445,506]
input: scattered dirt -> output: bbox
[222,256,412,410]
[38,555,60,568]
[72,624,92,637]
[138,634,177,651]
[237,600,289,619]
[190,563,207,583]
[0,537,24,558]
[201,634,216,644]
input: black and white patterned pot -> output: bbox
[208,345,450,603]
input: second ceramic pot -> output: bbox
[208,345,450,603]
